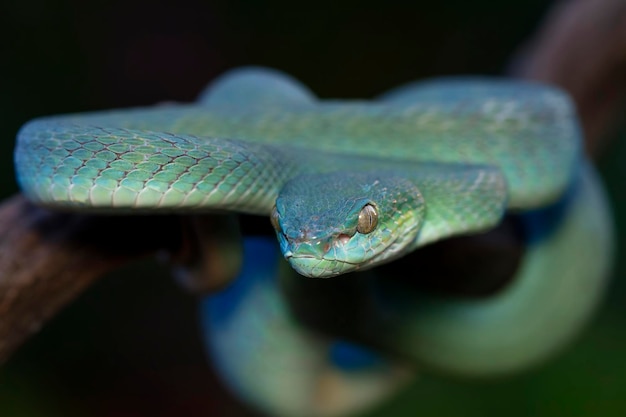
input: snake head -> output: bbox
[271,171,425,278]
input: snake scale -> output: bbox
[14,67,614,417]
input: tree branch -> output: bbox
[0,195,184,363]
[512,0,626,156]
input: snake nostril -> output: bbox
[298,228,313,241]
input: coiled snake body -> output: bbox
[14,68,614,417]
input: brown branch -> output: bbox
[1,0,626,364]
[512,0,626,155]
[0,195,184,363]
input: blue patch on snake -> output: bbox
[516,164,579,245]
[328,340,386,371]
[201,236,279,327]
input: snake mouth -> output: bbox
[284,248,358,261]
[283,242,383,278]
[286,255,358,278]
[280,230,413,278]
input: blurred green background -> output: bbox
[1,0,625,416]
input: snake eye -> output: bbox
[270,204,281,232]
[357,203,378,234]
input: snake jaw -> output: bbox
[278,213,423,278]
[277,230,390,278]
[287,256,356,278]
[273,227,364,277]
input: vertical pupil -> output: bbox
[362,212,371,227]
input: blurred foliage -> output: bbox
[0,0,625,416]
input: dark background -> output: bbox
[1,1,625,416]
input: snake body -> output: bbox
[14,67,614,416]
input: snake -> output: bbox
[14,67,614,417]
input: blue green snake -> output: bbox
[14,67,614,416]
